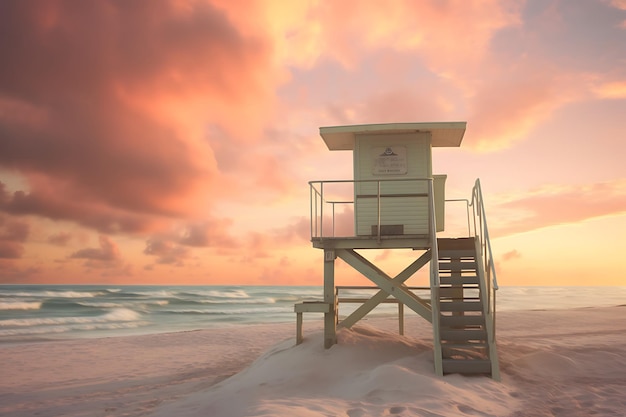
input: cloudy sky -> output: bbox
[1,0,625,286]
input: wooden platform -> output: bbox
[311,235,430,250]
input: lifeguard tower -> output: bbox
[295,121,500,379]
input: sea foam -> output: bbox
[0,290,102,298]
[0,308,140,327]
[0,301,42,311]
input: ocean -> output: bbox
[1,285,625,343]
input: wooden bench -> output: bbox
[294,301,332,345]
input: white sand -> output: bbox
[1,306,625,417]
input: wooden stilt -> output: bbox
[323,250,337,349]
[296,311,303,344]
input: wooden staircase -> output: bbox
[435,237,498,377]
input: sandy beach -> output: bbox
[2,306,625,417]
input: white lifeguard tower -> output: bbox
[295,121,500,379]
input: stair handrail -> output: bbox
[470,178,501,380]
[470,179,498,285]
[469,179,498,326]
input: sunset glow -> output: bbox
[0,0,624,285]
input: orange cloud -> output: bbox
[292,1,520,71]
[592,81,626,99]
[501,249,521,262]
[608,0,626,10]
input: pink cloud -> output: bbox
[348,88,452,126]
[291,1,521,71]
[47,232,73,246]
[0,0,283,234]
[179,220,238,248]
[143,218,239,267]
[0,215,29,259]
[491,180,626,237]
[275,2,612,156]
[0,261,42,282]
[608,0,626,10]
[144,237,190,266]
[606,1,626,34]
[0,217,29,242]
[465,60,591,151]
[271,217,310,243]
[0,180,163,234]
[70,235,122,266]
[206,125,323,204]
[244,232,273,260]
[0,242,24,259]
[313,206,355,238]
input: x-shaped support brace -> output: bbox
[336,249,433,328]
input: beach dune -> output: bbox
[2,306,625,417]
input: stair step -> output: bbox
[440,292,481,299]
[438,287,480,298]
[441,342,488,350]
[439,294,481,301]
[437,238,476,251]
[438,250,476,259]
[442,359,492,375]
[439,276,479,286]
[439,314,485,327]
[441,344,488,359]
[439,301,483,312]
[439,260,477,271]
[440,329,487,342]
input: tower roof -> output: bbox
[319,121,467,150]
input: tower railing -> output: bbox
[309,178,435,241]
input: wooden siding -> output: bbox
[355,197,430,235]
[354,132,433,235]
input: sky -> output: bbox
[0,0,625,286]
